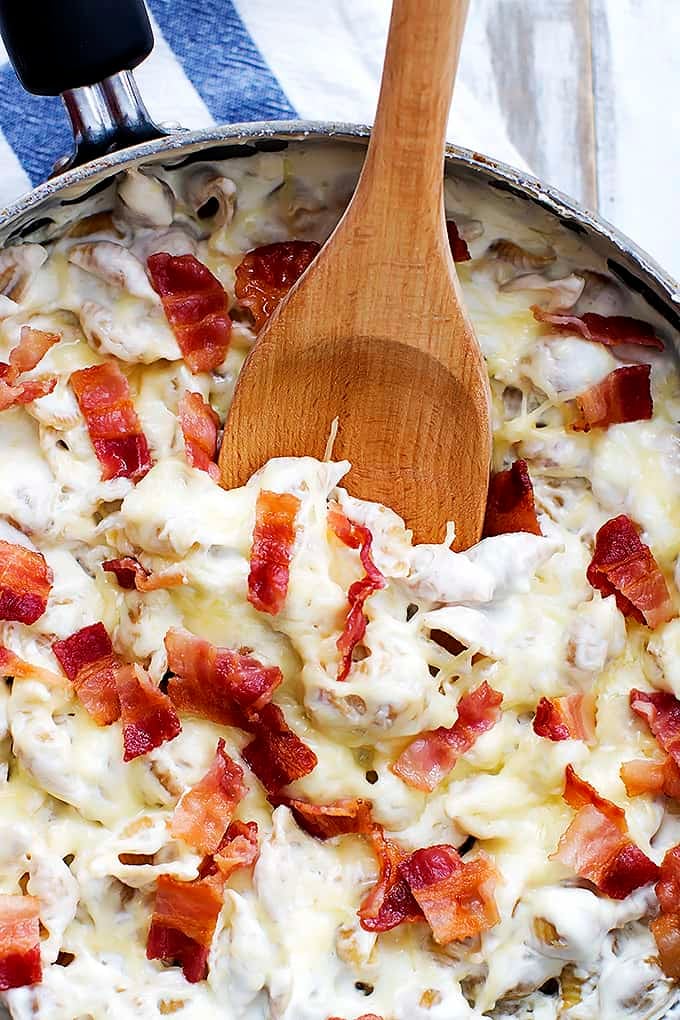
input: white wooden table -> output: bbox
[236,0,680,282]
[458,0,680,282]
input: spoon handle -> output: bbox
[352,0,469,250]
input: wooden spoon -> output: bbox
[220,0,491,547]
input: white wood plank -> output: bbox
[235,0,531,172]
[591,0,680,281]
[459,0,596,207]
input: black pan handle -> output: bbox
[0,0,169,175]
[0,0,153,96]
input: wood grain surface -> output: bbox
[459,0,680,281]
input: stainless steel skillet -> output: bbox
[0,0,677,357]
[0,3,678,1020]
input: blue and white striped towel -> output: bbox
[0,0,527,206]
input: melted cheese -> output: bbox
[0,143,678,1020]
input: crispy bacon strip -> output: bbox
[562,764,627,831]
[164,627,282,725]
[70,362,152,482]
[3,326,59,382]
[620,756,680,800]
[359,827,424,933]
[146,872,223,983]
[164,629,316,793]
[178,391,220,481]
[241,702,318,795]
[234,241,320,332]
[148,818,259,982]
[328,507,386,681]
[171,739,247,855]
[359,827,500,943]
[483,460,541,537]
[651,845,680,978]
[0,326,59,413]
[0,645,64,688]
[532,306,664,350]
[116,663,181,761]
[0,894,41,991]
[103,556,184,592]
[0,375,57,413]
[533,694,595,742]
[53,622,122,725]
[572,364,652,432]
[273,797,373,840]
[654,845,680,915]
[551,765,658,899]
[652,913,680,980]
[212,820,259,880]
[446,220,471,262]
[587,515,673,629]
[0,540,52,625]
[399,845,500,944]
[391,682,503,792]
[248,490,300,615]
[148,253,232,373]
[55,626,180,757]
[630,688,680,767]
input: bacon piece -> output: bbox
[587,515,673,629]
[0,375,57,412]
[52,622,122,725]
[148,253,232,373]
[241,702,318,794]
[0,326,60,413]
[359,827,424,933]
[0,645,64,687]
[651,845,680,977]
[392,682,503,792]
[533,694,595,742]
[328,1016,383,1020]
[399,845,500,944]
[620,756,680,800]
[178,391,220,481]
[164,631,315,793]
[630,688,680,767]
[0,894,41,991]
[3,326,60,382]
[533,699,569,742]
[656,845,680,916]
[483,460,541,537]
[532,307,664,350]
[212,820,259,880]
[234,241,320,332]
[562,763,627,831]
[446,220,471,262]
[328,507,386,681]
[148,819,258,982]
[273,797,373,840]
[103,556,184,592]
[116,663,181,761]
[171,739,246,855]
[164,628,282,725]
[146,872,223,983]
[552,765,658,899]
[70,362,152,482]
[651,912,680,979]
[248,490,300,616]
[572,364,652,432]
[0,540,52,625]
